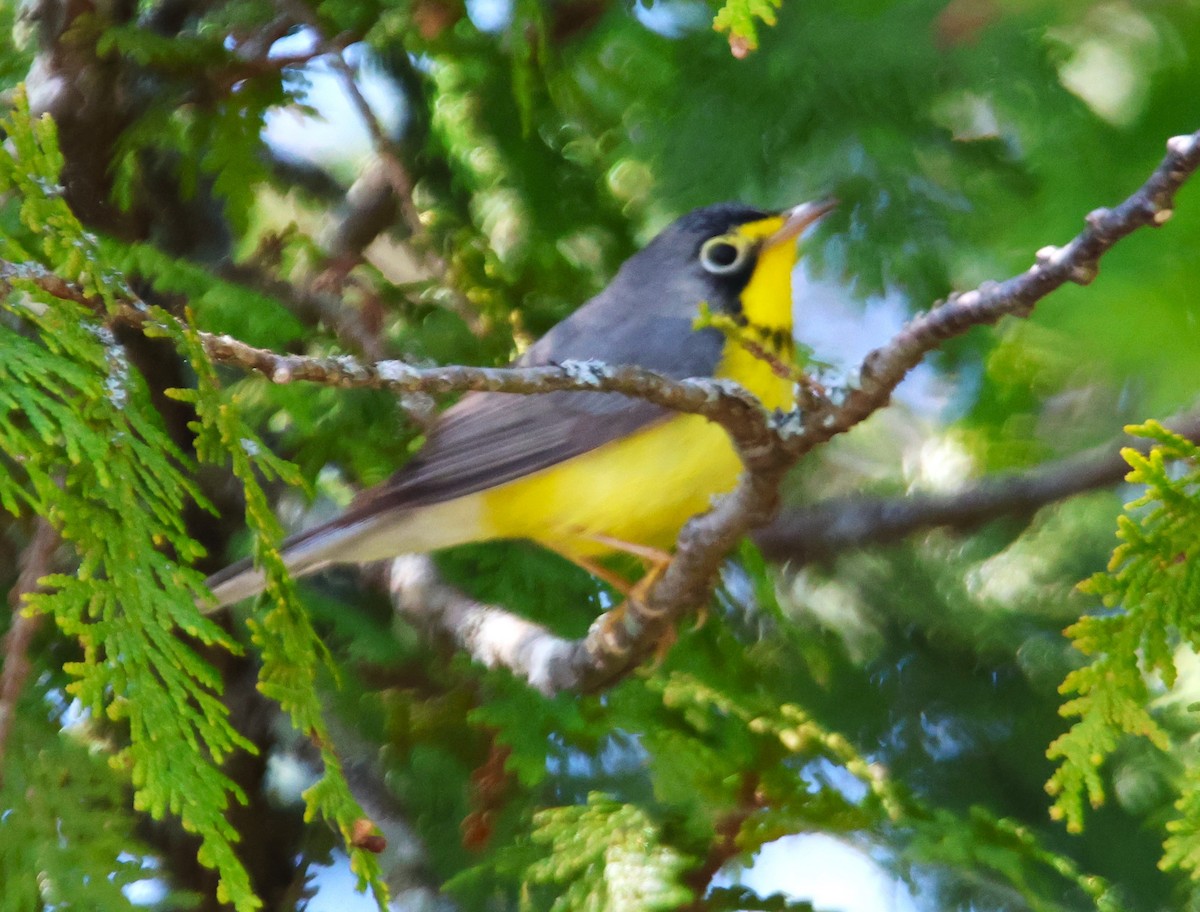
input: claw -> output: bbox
[561,534,683,666]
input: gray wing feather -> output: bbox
[347,247,727,516]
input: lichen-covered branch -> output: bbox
[387,556,580,694]
[0,261,774,446]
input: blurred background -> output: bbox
[2,0,1200,909]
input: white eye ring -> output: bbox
[700,235,751,275]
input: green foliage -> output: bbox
[4,0,1200,908]
[102,24,281,235]
[1048,422,1200,879]
[453,590,1105,911]
[906,807,1119,912]
[0,93,386,908]
[0,714,165,912]
[645,670,901,828]
[0,2,34,90]
[524,793,695,911]
[107,241,306,348]
[470,672,601,789]
[0,92,258,910]
[161,319,388,902]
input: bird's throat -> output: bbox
[714,224,799,410]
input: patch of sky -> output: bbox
[794,266,945,418]
[263,31,404,169]
[306,852,381,912]
[121,856,168,907]
[798,755,871,803]
[467,0,510,32]
[633,0,711,37]
[717,833,919,912]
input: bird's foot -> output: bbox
[593,554,681,666]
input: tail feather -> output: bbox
[203,520,369,608]
[203,495,488,609]
[204,555,270,608]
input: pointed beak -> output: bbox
[765,197,838,249]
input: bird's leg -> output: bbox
[569,555,636,595]
[574,534,682,663]
[582,533,673,570]
[584,533,709,634]
[554,533,672,595]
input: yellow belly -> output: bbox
[477,413,745,558]
[477,338,794,559]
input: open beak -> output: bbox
[765,197,838,248]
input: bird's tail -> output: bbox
[202,496,486,610]
[203,555,272,608]
[202,518,376,609]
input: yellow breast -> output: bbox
[477,413,746,557]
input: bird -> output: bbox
[205,199,835,608]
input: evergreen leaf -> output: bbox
[1049,421,1200,873]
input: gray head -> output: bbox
[615,202,775,318]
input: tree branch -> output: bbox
[270,6,490,337]
[1,262,774,439]
[777,133,1199,460]
[387,556,579,695]
[755,408,1200,563]
[0,519,60,774]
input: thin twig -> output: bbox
[216,259,388,362]
[274,3,485,335]
[131,304,783,457]
[0,520,60,771]
[278,0,423,235]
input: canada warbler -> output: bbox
[207,199,834,607]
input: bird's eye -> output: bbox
[699,235,752,275]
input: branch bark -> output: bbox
[0,519,60,774]
[755,408,1200,563]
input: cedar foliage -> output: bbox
[0,0,1199,910]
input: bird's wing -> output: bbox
[204,376,678,607]
[349,304,723,515]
